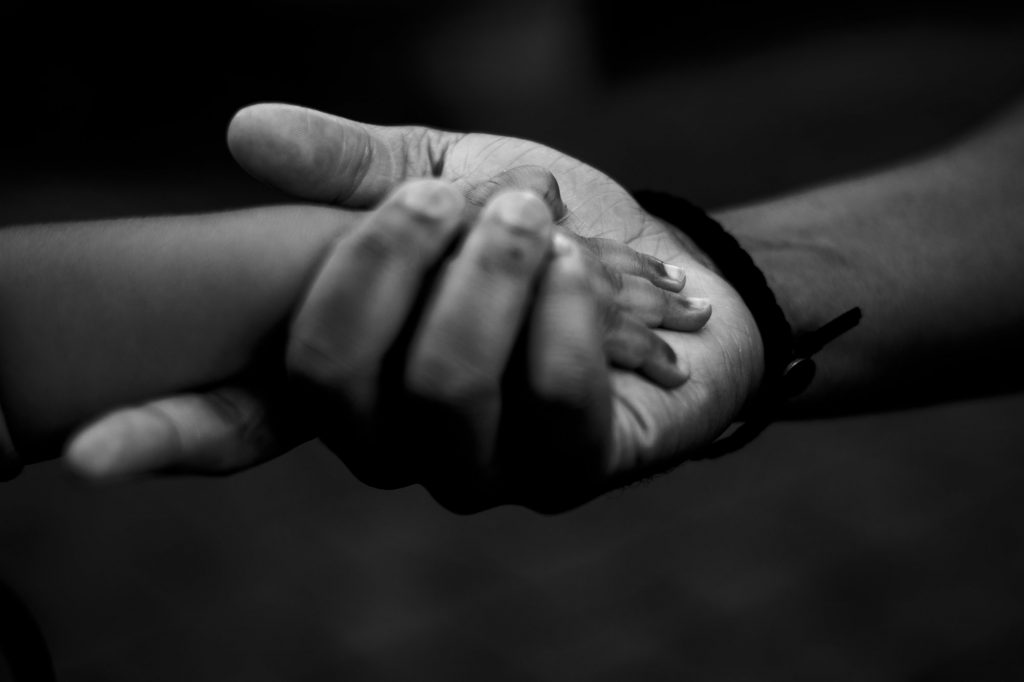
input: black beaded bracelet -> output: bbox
[633,190,861,458]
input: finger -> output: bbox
[288,179,464,413]
[64,387,303,479]
[462,166,566,223]
[512,232,614,512]
[604,312,690,389]
[287,180,464,488]
[614,275,713,330]
[421,232,616,515]
[228,103,457,207]
[581,237,686,292]
[405,190,554,477]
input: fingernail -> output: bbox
[402,180,459,219]
[688,297,711,313]
[662,262,686,282]
[490,191,551,229]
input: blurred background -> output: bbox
[2,1,1024,680]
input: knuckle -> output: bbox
[202,388,259,429]
[643,288,671,326]
[615,279,667,327]
[406,353,499,407]
[136,403,188,456]
[607,340,646,369]
[476,239,542,278]
[602,264,624,292]
[287,336,354,389]
[349,224,411,263]
[581,236,610,257]
[637,251,661,279]
[604,326,649,369]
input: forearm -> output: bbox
[0,205,354,460]
[714,101,1024,416]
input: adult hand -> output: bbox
[228,104,762,511]
[286,179,615,511]
[64,169,706,482]
[69,104,759,513]
[66,114,713,485]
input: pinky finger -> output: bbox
[604,312,690,388]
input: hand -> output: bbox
[226,104,762,510]
[65,120,712,485]
[70,104,760,513]
[63,167,707,481]
[285,179,615,510]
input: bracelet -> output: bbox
[633,190,861,458]
[0,400,21,481]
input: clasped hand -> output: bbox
[286,174,708,512]
[67,104,763,513]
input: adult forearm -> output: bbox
[0,205,354,459]
[715,102,1024,416]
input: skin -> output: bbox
[229,106,762,512]
[0,174,705,472]
[286,183,617,507]
[67,104,761,512]
[0,205,350,460]
[69,95,1024,512]
[718,99,1024,414]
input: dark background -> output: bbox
[2,2,1024,680]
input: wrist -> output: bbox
[713,201,862,341]
[635,190,860,453]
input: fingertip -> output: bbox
[643,353,690,389]
[227,103,327,195]
[226,103,298,155]
[647,261,685,292]
[484,190,554,231]
[662,262,686,283]
[663,296,713,331]
[508,166,566,219]
[64,419,137,481]
[686,297,713,326]
[228,103,378,204]
[464,166,567,223]
[395,178,465,220]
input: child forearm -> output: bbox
[0,204,356,460]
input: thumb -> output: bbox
[227,103,454,207]
[64,387,307,479]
